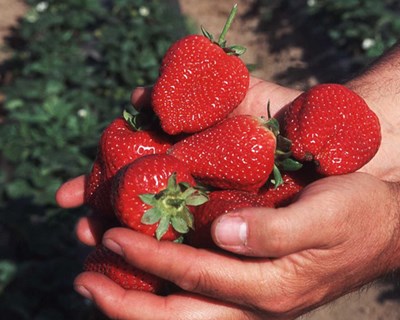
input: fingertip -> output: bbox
[212,215,248,250]
[74,271,125,305]
[55,175,86,208]
[76,215,121,246]
[75,217,99,246]
[130,86,153,109]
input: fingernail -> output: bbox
[75,285,93,300]
[103,238,123,256]
[214,216,247,246]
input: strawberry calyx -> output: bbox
[139,173,209,240]
[123,108,157,131]
[201,4,246,56]
[263,102,302,188]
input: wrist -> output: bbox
[344,44,400,180]
[385,181,400,271]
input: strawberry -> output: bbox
[85,110,172,216]
[259,165,321,207]
[168,114,298,192]
[151,4,249,135]
[186,190,274,249]
[98,110,172,179]
[112,154,208,241]
[284,84,381,175]
[84,245,165,293]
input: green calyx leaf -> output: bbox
[201,25,214,42]
[262,100,303,187]
[123,108,157,131]
[279,158,303,172]
[201,4,246,57]
[225,45,247,56]
[140,173,209,240]
[271,164,284,189]
[141,207,162,225]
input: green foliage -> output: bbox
[0,0,187,318]
[304,0,400,58]
[257,0,400,68]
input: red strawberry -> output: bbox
[99,111,172,179]
[151,5,249,135]
[84,245,165,293]
[112,154,208,241]
[169,114,281,192]
[284,84,381,175]
[85,111,172,216]
[259,165,321,207]
[186,190,274,249]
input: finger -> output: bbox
[211,174,379,258]
[55,175,85,208]
[233,76,301,118]
[74,272,257,320]
[211,181,339,257]
[210,204,329,258]
[130,86,152,109]
[101,228,273,308]
[75,215,113,246]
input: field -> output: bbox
[1,0,400,319]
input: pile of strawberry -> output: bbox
[82,5,381,295]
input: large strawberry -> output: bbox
[284,84,381,175]
[168,114,299,192]
[112,154,208,241]
[85,110,172,216]
[84,245,166,293]
[151,4,249,135]
[186,190,274,249]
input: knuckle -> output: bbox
[175,253,212,293]
[262,215,289,257]
[249,267,303,317]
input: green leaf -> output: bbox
[201,25,213,41]
[279,158,303,171]
[167,173,179,193]
[171,216,189,234]
[227,45,247,56]
[156,215,171,240]
[185,193,209,206]
[139,194,158,206]
[0,260,17,294]
[182,208,195,230]
[141,208,162,225]
[272,165,283,189]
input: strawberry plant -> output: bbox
[255,0,400,82]
[0,0,188,318]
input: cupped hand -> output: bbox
[73,172,400,319]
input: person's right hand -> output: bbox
[71,171,400,320]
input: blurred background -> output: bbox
[0,0,400,319]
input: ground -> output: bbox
[1,0,400,319]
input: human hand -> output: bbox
[56,75,400,319]
[72,172,400,319]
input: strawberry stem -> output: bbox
[218,4,238,47]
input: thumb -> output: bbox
[211,191,334,258]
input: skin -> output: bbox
[56,44,400,319]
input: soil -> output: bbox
[1,0,400,319]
